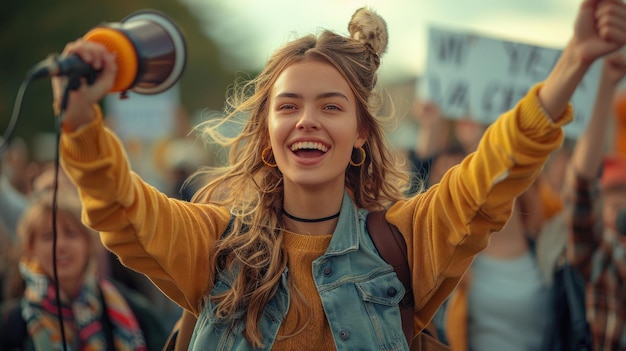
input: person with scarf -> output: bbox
[0,187,168,350]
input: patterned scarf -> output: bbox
[19,260,147,351]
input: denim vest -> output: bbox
[188,191,409,350]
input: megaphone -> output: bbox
[28,9,187,95]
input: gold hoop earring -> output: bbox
[350,147,366,167]
[261,146,277,167]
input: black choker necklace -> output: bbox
[282,209,340,223]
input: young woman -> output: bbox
[51,2,626,350]
[0,188,168,350]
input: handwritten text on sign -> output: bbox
[420,27,602,138]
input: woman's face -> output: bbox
[28,210,90,288]
[267,60,366,191]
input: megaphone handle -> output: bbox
[58,69,108,118]
[67,76,81,91]
[61,69,101,113]
[65,66,99,92]
[59,77,78,116]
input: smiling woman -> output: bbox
[20,192,90,295]
[267,60,365,197]
[0,187,168,350]
[47,2,626,351]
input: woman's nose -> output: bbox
[296,107,320,130]
[54,232,71,249]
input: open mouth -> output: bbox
[290,141,329,158]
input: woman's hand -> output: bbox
[412,100,452,159]
[572,0,626,66]
[539,0,626,122]
[412,101,443,127]
[51,39,117,132]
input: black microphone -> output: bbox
[28,54,98,81]
[26,9,187,95]
[616,207,626,236]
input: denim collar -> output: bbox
[323,190,368,256]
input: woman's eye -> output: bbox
[278,104,296,110]
[324,104,341,111]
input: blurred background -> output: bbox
[183,0,578,82]
[0,0,579,156]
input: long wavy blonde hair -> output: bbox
[190,11,409,347]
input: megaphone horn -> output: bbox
[29,9,187,96]
[88,10,187,95]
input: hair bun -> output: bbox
[348,7,388,56]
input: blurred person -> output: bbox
[408,92,568,351]
[433,46,626,351]
[0,139,29,306]
[0,220,14,304]
[406,101,485,194]
[30,166,113,281]
[2,137,32,195]
[31,164,78,197]
[0,188,168,350]
[0,139,29,237]
[1,166,86,304]
[157,137,216,201]
[32,164,179,329]
[565,51,626,351]
[48,2,626,350]
[439,174,569,351]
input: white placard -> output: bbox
[420,26,602,138]
[104,86,180,141]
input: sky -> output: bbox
[181,0,580,83]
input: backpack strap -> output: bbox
[366,209,414,344]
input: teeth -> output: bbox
[291,141,328,152]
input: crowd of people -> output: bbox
[1,0,626,350]
[407,49,626,351]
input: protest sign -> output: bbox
[420,26,602,138]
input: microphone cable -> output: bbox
[49,76,77,351]
[0,54,65,152]
[1,67,72,351]
[0,76,32,153]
